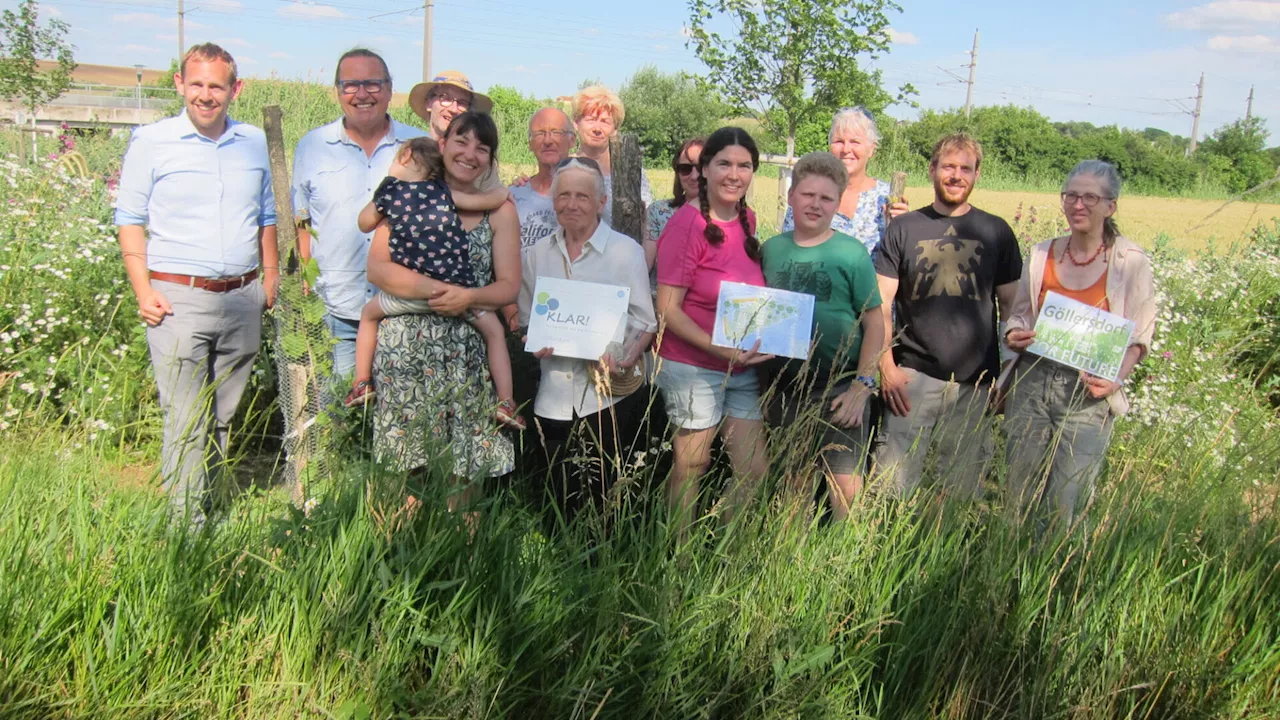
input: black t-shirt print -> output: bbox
[873,205,1022,385]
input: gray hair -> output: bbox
[1064,159,1122,200]
[334,48,391,86]
[830,106,880,146]
[550,159,607,205]
[1065,159,1123,244]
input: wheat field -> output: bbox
[640,169,1280,250]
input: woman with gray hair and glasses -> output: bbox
[782,107,909,253]
[1002,159,1156,529]
[518,157,658,525]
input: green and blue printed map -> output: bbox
[712,281,815,360]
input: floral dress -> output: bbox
[372,213,516,477]
[782,178,891,253]
[644,198,681,294]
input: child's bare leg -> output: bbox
[353,298,387,386]
[467,310,513,402]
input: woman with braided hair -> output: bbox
[654,126,773,534]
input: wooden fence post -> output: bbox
[609,133,644,241]
[262,106,298,265]
[262,104,309,507]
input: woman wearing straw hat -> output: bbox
[408,69,494,138]
[518,157,657,526]
[409,70,505,193]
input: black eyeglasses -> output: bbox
[1061,191,1112,208]
[675,162,698,177]
[337,79,388,95]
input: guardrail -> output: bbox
[52,93,173,110]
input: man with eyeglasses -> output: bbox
[291,49,427,381]
[509,107,576,251]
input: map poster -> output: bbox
[525,276,630,361]
[1027,291,1135,382]
[711,281,815,360]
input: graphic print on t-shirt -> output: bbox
[911,238,983,300]
[770,260,834,302]
[519,207,558,249]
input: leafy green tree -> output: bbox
[686,0,911,160]
[486,84,545,167]
[618,66,727,165]
[0,0,75,116]
[1197,118,1275,193]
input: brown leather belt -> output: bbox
[150,269,259,293]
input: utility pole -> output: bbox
[1189,72,1204,154]
[963,29,978,119]
[1246,85,1254,122]
[178,0,185,62]
[422,0,434,82]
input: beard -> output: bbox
[933,176,974,209]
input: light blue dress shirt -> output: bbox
[114,112,276,278]
[291,117,427,320]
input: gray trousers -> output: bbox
[147,279,264,518]
[872,367,995,500]
[1004,358,1113,527]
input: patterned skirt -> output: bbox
[372,312,515,477]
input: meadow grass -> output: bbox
[3,110,1280,717]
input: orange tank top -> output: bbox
[1040,249,1110,311]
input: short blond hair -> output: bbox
[181,43,238,84]
[571,85,625,127]
[930,132,983,171]
[791,152,849,196]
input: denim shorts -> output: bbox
[656,358,763,431]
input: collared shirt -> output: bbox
[291,117,426,319]
[518,220,658,421]
[114,112,277,277]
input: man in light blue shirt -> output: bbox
[292,48,426,379]
[115,43,278,524]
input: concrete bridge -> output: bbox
[2,84,173,132]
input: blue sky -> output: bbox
[16,0,1280,141]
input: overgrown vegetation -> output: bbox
[1,134,1278,717]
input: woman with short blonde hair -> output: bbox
[571,84,652,225]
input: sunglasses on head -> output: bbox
[556,157,602,172]
[675,163,698,176]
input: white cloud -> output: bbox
[277,2,345,20]
[1207,33,1280,51]
[1165,1,1280,31]
[203,0,244,10]
[269,51,291,59]
[887,28,919,45]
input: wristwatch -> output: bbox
[855,374,878,391]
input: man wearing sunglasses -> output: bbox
[291,49,428,382]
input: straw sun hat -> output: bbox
[408,70,493,124]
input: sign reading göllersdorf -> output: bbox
[524,276,630,361]
[1027,291,1135,382]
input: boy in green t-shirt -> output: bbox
[761,151,885,520]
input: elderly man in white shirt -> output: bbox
[291,49,427,380]
[518,158,657,524]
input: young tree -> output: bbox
[0,0,75,116]
[686,0,911,160]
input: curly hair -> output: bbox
[697,126,760,262]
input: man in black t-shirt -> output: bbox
[871,133,1022,499]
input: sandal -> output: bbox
[344,379,376,408]
[495,399,527,431]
